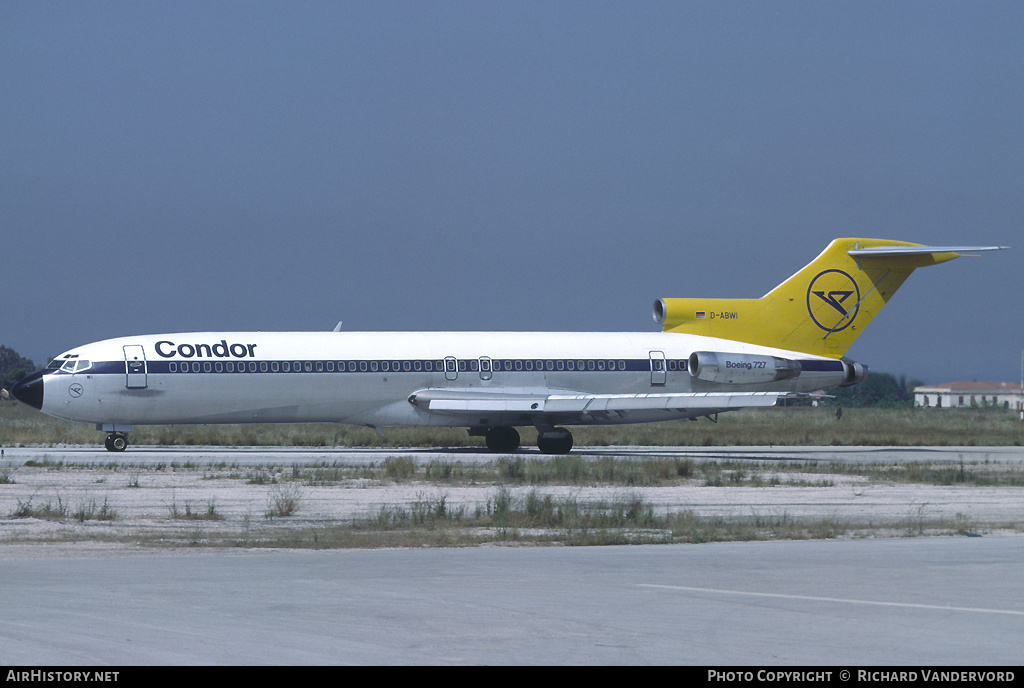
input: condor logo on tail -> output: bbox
[656,239,1006,358]
[807,269,860,333]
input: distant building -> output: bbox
[914,381,1023,411]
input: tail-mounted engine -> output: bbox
[689,351,801,385]
[840,357,869,387]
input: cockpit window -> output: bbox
[47,359,64,370]
[57,359,91,373]
[60,360,76,372]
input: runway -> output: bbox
[1,537,1021,665]
[4,443,1023,465]
[2,444,1022,665]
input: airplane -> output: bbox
[10,238,1006,453]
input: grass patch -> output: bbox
[4,402,1024,449]
[11,495,118,522]
[167,497,224,520]
[127,489,1015,550]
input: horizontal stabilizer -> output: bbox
[848,245,1008,256]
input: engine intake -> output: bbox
[689,351,801,385]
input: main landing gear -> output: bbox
[483,426,574,454]
[104,433,128,452]
[485,426,521,453]
[536,428,573,455]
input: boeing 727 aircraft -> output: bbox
[11,238,1005,453]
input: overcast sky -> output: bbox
[2,1,1021,384]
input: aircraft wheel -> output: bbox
[485,426,520,453]
[537,428,573,455]
[105,433,128,452]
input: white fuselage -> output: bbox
[35,331,852,431]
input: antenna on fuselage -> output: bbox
[332,321,343,332]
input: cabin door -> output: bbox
[444,356,458,381]
[124,345,148,389]
[649,350,666,386]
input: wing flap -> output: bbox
[411,389,786,415]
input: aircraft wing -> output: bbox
[409,388,791,415]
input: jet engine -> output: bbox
[689,351,801,385]
[840,357,869,387]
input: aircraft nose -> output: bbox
[11,370,44,410]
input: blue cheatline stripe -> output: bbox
[51,357,689,376]
[50,357,843,376]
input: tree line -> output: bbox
[0,345,36,393]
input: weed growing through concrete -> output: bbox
[266,483,303,517]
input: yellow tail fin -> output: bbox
[654,238,1005,358]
